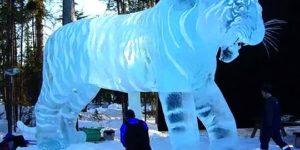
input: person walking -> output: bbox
[260,84,291,150]
[120,109,151,150]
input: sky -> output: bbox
[75,0,107,17]
[44,0,109,38]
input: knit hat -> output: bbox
[125,109,135,119]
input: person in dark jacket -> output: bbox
[120,109,151,150]
[0,133,28,150]
[260,84,291,150]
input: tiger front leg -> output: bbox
[35,84,100,149]
[158,92,201,150]
[193,82,238,150]
[59,104,86,144]
[35,104,86,150]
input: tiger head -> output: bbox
[195,0,265,62]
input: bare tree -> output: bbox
[35,0,44,62]
[1,0,17,134]
[63,0,75,25]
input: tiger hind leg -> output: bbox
[60,84,100,144]
[158,92,201,150]
[34,88,71,149]
[193,83,238,150]
[128,92,143,119]
[35,83,100,149]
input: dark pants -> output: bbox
[260,127,290,150]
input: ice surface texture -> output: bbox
[23,0,265,149]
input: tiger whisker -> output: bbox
[264,19,287,26]
[265,34,279,48]
[265,32,279,42]
[265,29,280,35]
[265,19,287,24]
[263,35,279,52]
[265,22,284,26]
[262,19,286,55]
[265,27,283,30]
[266,24,283,28]
[262,41,270,57]
[266,24,284,28]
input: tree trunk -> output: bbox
[35,0,44,63]
[63,0,75,25]
[30,0,44,106]
[18,0,24,121]
[120,92,128,122]
[4,0,16,134]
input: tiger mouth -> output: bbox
[219,38,245,63]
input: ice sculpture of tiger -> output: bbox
[18,0,265,149]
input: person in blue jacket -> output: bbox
[260,84,291,150]
[120,109,151,150]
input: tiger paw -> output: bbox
[68,131,87,144]
[38,138,68,150]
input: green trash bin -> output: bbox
[81,127,104,142]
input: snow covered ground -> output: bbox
[1,103,299,150]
